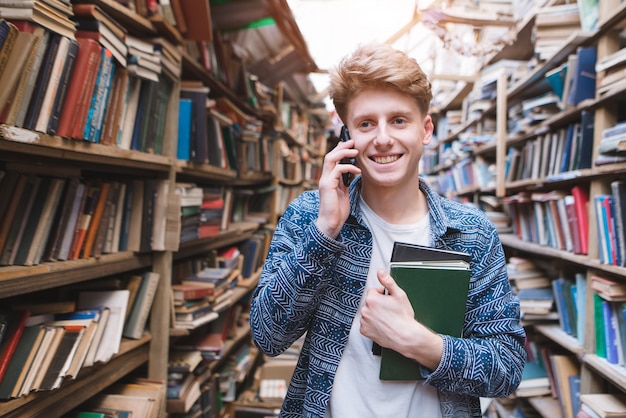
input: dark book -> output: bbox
[576,110,595,170]
[612,180,626,268]
[376,242,471,380]
[0,324,42,399]
[57,36,102,139]
[47,37,79,135]
[22,32,62,131]
[44,177,80,261]
[12,177,53,266]
[118,181,134,252]
[567,46,597,106]
[0,310,30,384]
[0,170,20,222]
[139,179,156,253]
[0,175,41,266]
[38,325,85,391]
[0,173,28,256]
[180,85,209,163]
[130,78,157,152]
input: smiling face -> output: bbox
[346,86,433,193]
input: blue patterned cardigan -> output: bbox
[250,177,526,418]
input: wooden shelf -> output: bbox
[0,127,172,174]
[534,324,583,356]
[174,222,260,261]
[0,334,151,418]
[584,354,626,392]
[0,252,154,298]
[527,396,562,418]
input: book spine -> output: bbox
[83,48,114,142]
[47,38,79,135]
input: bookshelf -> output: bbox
[0,0,326,416]
[427,1,626,416]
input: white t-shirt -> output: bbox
[325,198,442,418]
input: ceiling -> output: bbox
[210,0,324,116]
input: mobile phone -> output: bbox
[339,125,355,186]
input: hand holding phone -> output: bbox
[339,125,355,186]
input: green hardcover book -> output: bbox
[594,293,607,358]
[379,260,470,381]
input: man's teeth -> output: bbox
[373,155,399,164]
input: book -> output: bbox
[81,181,111,259]
[56,36,101,139]
[0,310,29,383]
[580,393,626,418]
[567,46,597,106]
[0,30,36,116]
[177,98,192,161]
[67,36,104,140]
[123,271,160,339]
[168,349,203,373]
[44,34,77,134]
[21,31,61,131]
[0,174,41,266]
[378,242,471,380]
[56,181,87,261]
[16,177,66,266]
[69,183,101,260]
[38,323,86,391]
[0,323,42,399]
[77,290,130,363]
[83,47,115,142]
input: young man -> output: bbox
[250,43,526,418]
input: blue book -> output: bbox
[567,46,597,105]
[84,48,115,142]
[177,98,192,161]
[552,278,572,334]
[603,300,619,364]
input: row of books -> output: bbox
[504,111,594,183]
[517,336,581,418]
[0,169,171,266]
[503,185,590,255]
[0,5,180,152]
[176,183,230,243]
[592,181,626,267]
[171,236,269,330]
[0,270,159,400]
[176,84,267,173]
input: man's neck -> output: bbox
[361,181,429,225]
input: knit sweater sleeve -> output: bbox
[250,191,346,356]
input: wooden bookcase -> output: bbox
[427,1,626,416]
[0,0,325,417]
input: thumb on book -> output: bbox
[377,269,404,297]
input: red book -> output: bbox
[564,195,582,255]
[172,283,213,301]
[572,185,590,255]
[0,310,30,383]
[56,37,102,139]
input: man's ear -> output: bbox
[422,115,434,145]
